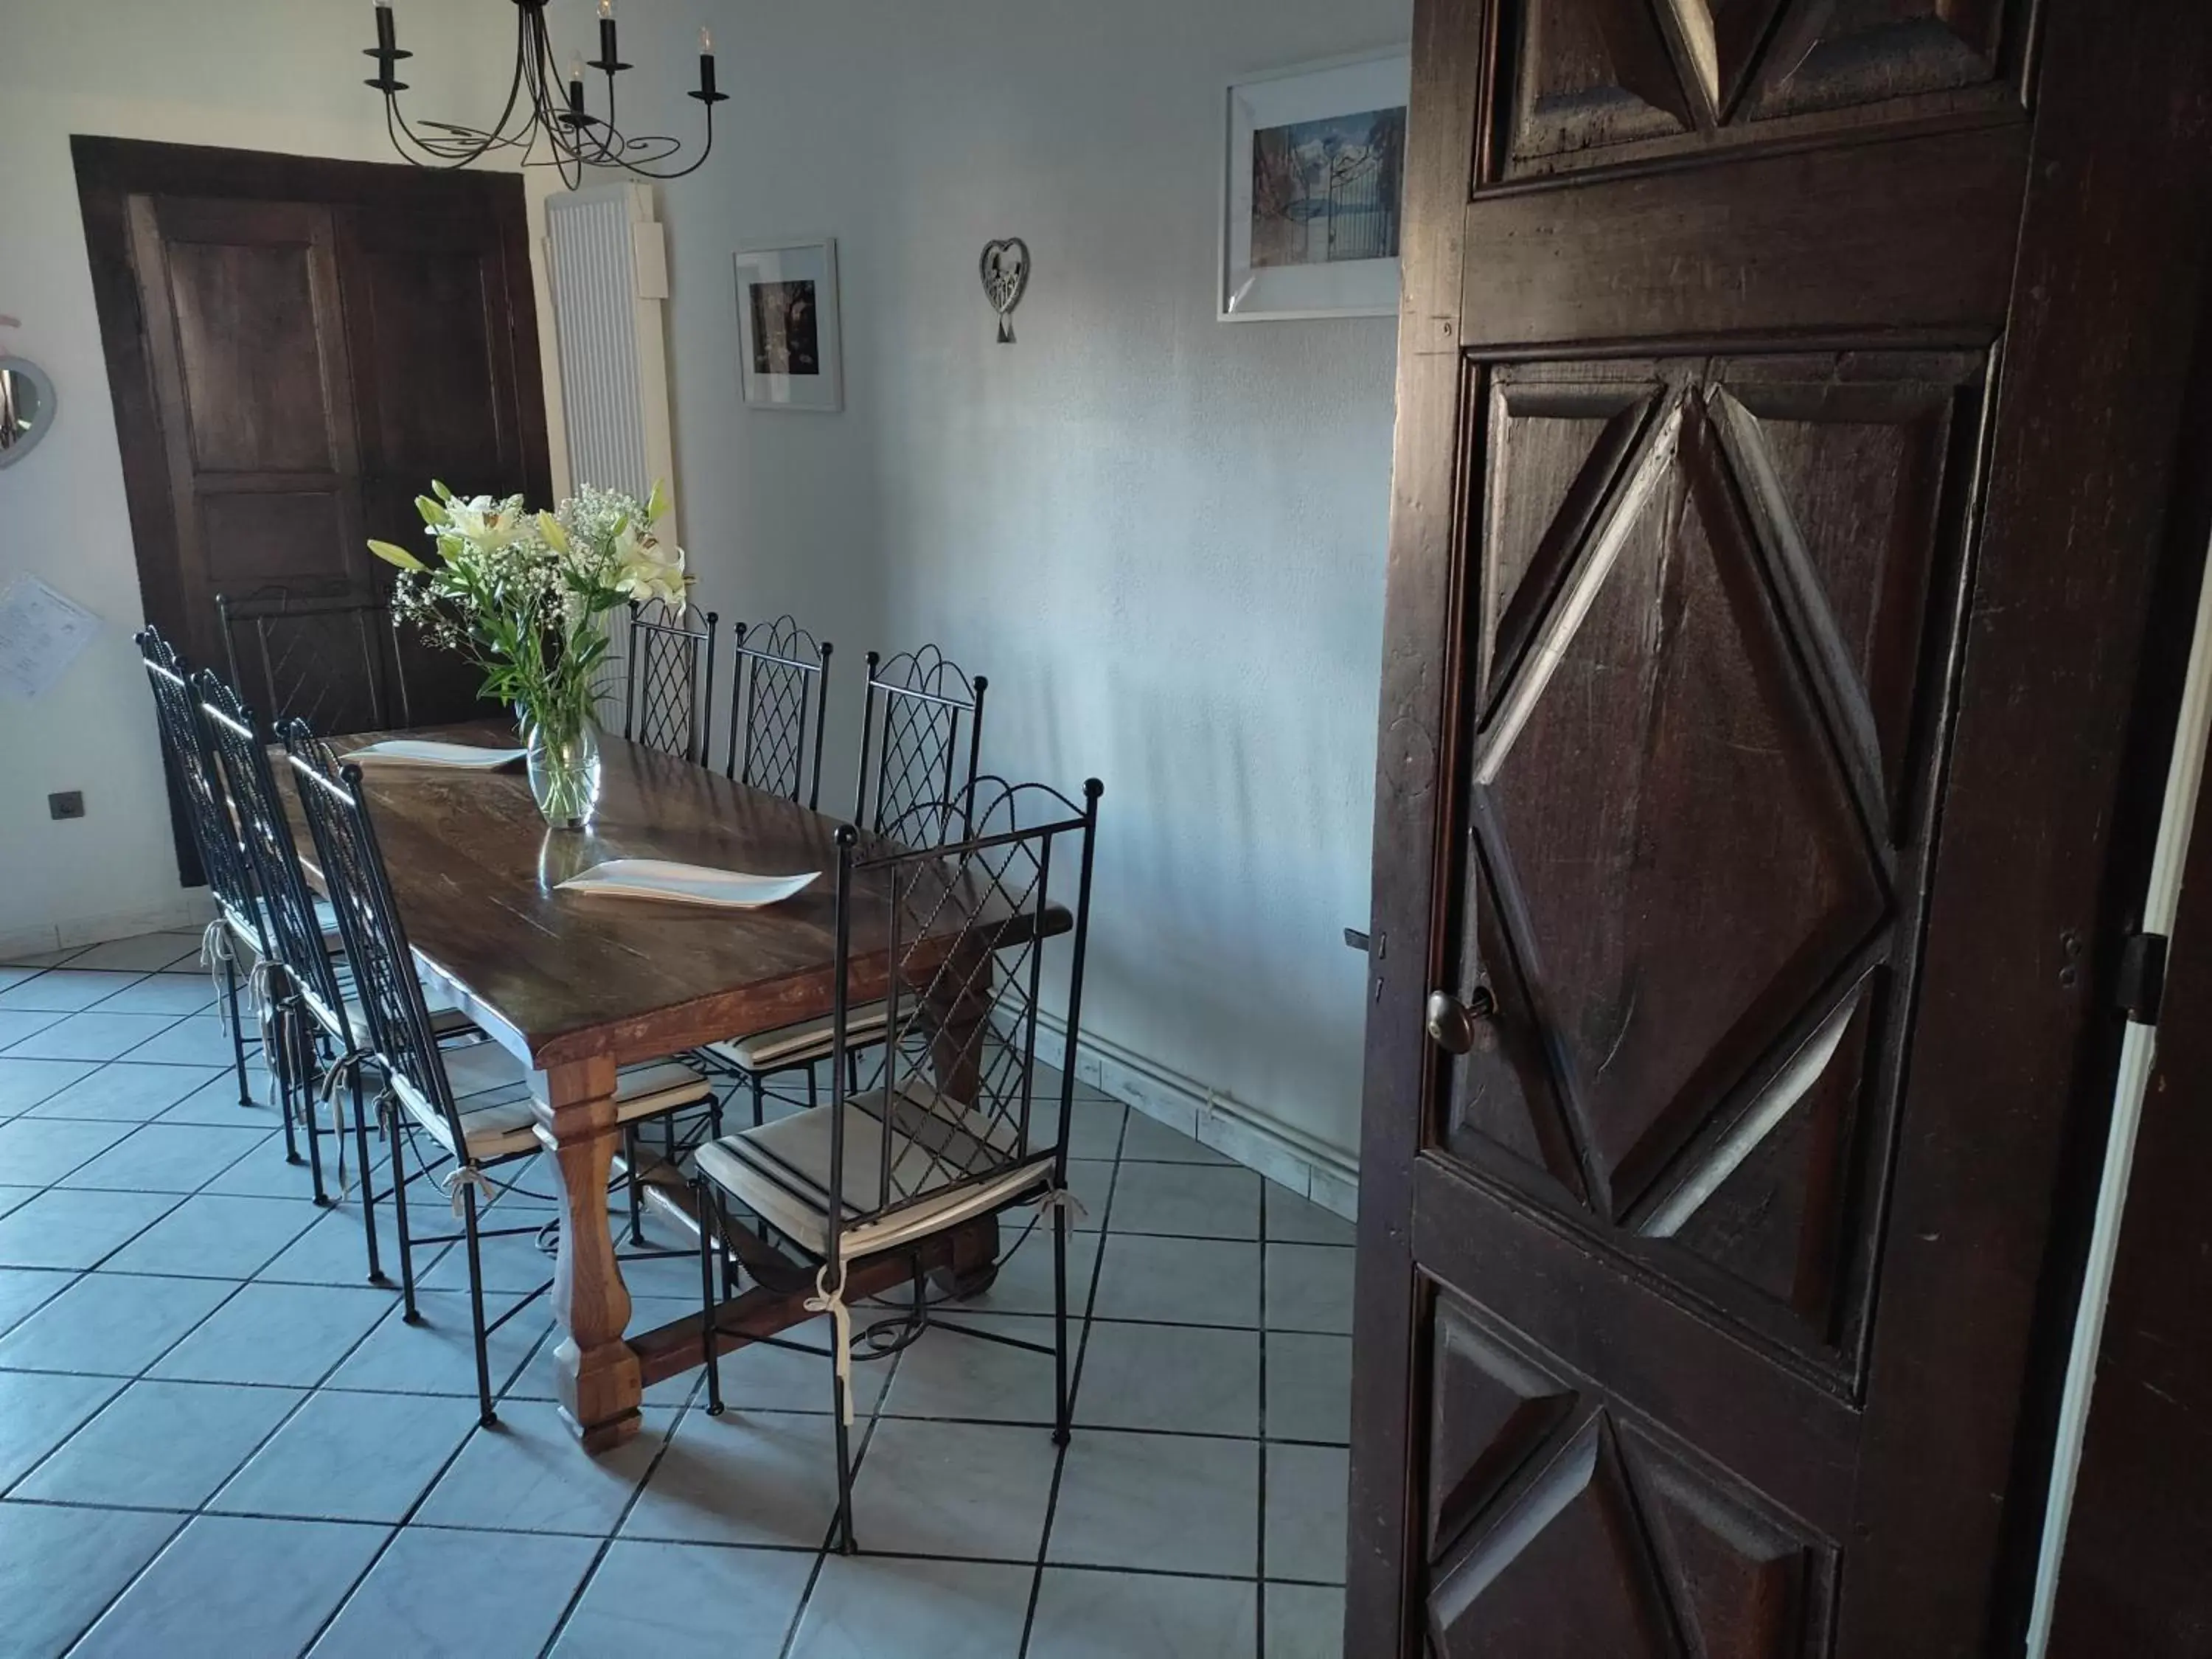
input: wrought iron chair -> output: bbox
[854,644,988,842]
[692,776,1102,1553]
[724,615,834,808]
[690,615,858,1130]
[198,674,481,1239]
[217,588,413,737]
[623,602,720,765]
[283,722,716,1426]
[133,626,268,1120]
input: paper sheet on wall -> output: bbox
[0,577,101,700]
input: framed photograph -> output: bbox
[1220,49,1411,321]
[734,238,843,412]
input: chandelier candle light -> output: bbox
[365,1,727,186]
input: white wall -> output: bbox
[0,0,516,953]
[653,0,1406,1161]
[0,0,1404,1165]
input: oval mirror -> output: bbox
[0,358,58,470]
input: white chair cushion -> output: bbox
[706,1000,893,1074]
[297,963,477,1051]
[695,1078,1054,1260]
[389,1043,712,1162]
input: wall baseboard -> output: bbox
[1035,1015,1360,1223]
[0,893,215,962]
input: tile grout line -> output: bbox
[293,1338,661,1659]
[768,1371,903,1659]
[1017,1093,1130,1656]
[1257,1183,1270,1658]
[4,1009,1344,1649]
[0,998,202,1068]
[51,1206,451,1658]
[3,1020,450,1582]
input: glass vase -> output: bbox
[526,712,602,830]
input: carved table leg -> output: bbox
[535,1054,640,1451]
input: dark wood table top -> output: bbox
[279,721,1020,1071]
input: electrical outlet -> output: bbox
[48,791,84,821]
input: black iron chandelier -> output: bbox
[364,0,726,187]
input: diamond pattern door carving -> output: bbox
[1350,0,2212,1652]
[1447,353,1983,1374]
[1498,0,2018,175]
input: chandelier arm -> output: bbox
[369,1,720,187]
[593,103,719,181]
[378,0,535,172]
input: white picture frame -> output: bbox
[1220,49,1411,322]
[734,238,844,412]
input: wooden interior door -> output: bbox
[126,194,372,673]
[338,192,550,723]
[77,139,551,872]
[1350,1,2212,1654]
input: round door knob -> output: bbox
[1425,987,1496,1055]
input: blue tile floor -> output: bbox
[0,933,1352,1658]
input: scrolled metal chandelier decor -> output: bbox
[364,0,727,187]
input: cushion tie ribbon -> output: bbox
[1029,1186,1088,1223]
[199,919,237,1032]
[316,1046,371,1201]
[443,1164,501,1220]
[804,1264,855,1425]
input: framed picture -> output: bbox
[734,238,844,412]
[1220,49,1411,321]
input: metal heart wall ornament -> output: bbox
[979,238,1030,344]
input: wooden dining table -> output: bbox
[279,720,1017,1451]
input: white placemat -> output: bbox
[343,740,528,770]
[555,859,820,909]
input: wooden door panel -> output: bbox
[1354,0,2212,1649]
[1447,352,1984,1378]
[1740,0,2008,122]
[1504,0,1697,167]
[128,194,366,667]
[1708,361,1972,832]
[1461,124,2024,346]
[348,241,518,493]
[1423,1284,1837,1657]
[1495,0,2022,180]
[164,237,344,473]
[1466,380,1891,1220]
[198,492,354,588]
[338,201,546,728]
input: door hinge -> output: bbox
[2117,931,2170,1026]
[1343,928,1371,953]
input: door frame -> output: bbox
[1346,1,2212,1652]
[72,136,552,879]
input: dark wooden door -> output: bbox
[338,191,548,723]
[1349,1,2212,1655]
[125,193,373,675]
[77,138,550,871]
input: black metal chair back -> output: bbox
[854,645,988,843]
[625,603,720,765]
[281,722,465,1152]
[725,615,833,808]
[197,676,348,1033]
[823,776,1101,1285]
[218,588,411,737]
[134,626,260,939]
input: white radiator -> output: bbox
[540,183,678,704]
[542,182,675,517]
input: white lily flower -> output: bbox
[437,495,528,552]
[612,524,688,608]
